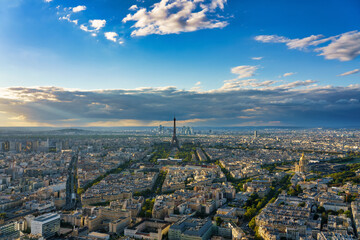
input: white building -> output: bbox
[31,213,60,239]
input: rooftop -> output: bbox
[33,213,60,223]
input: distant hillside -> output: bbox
[53,128,92,133]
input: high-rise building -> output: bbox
[25,141,33,152]
[9,141,16,152]
[15,142,22,152]
[158,125,164,134]
[170,117,179,149]
[32,141,39,152]
[56,142,63,152]
[31,213,60,238]
[39,139,49,152]
[254,130,258,139]
[2,141,9,152]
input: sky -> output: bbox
[0,0,359,127]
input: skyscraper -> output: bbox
[158,125,164,134]
[170,117,179,149]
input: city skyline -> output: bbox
[0,0,359,127]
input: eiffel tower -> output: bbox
[170,116,179,149]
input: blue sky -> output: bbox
[0,0,359,127]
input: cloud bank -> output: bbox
[1,82,360,127]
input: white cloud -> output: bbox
[129,5,138,11]
[231,65,258,79]
[254,35,289,43]
[104,32,118,42]
[286,35,324,49]
[309,36,337,46]
[315,31,360,61]
[221,79,276,90]
[59,14,78,25]
[273,80,316,89]
[191,81,202,91]
[255,34,323,50]
[255,31,360,61]
[283,72,296,77]
[220,66,313,91]
[72,5,86,13]
[89,19,106,31]
[80,20,106,34]
[122,0,228,37]
[251,57,263,60]
[44,0,53,2]
[104,32,124,44]
[80,24,91,32]
[337,69,360,77]
[58,6,85,26]
[209,0,227,10]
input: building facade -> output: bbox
[31,213,60,239]
[295,153,308,173]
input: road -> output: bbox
[65,152,81,210]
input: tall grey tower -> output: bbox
[171,117,179,149]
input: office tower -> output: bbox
[9,141,16,152]
[2,141,10,152]
[158,125,164,134]
[15,142,22,152]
